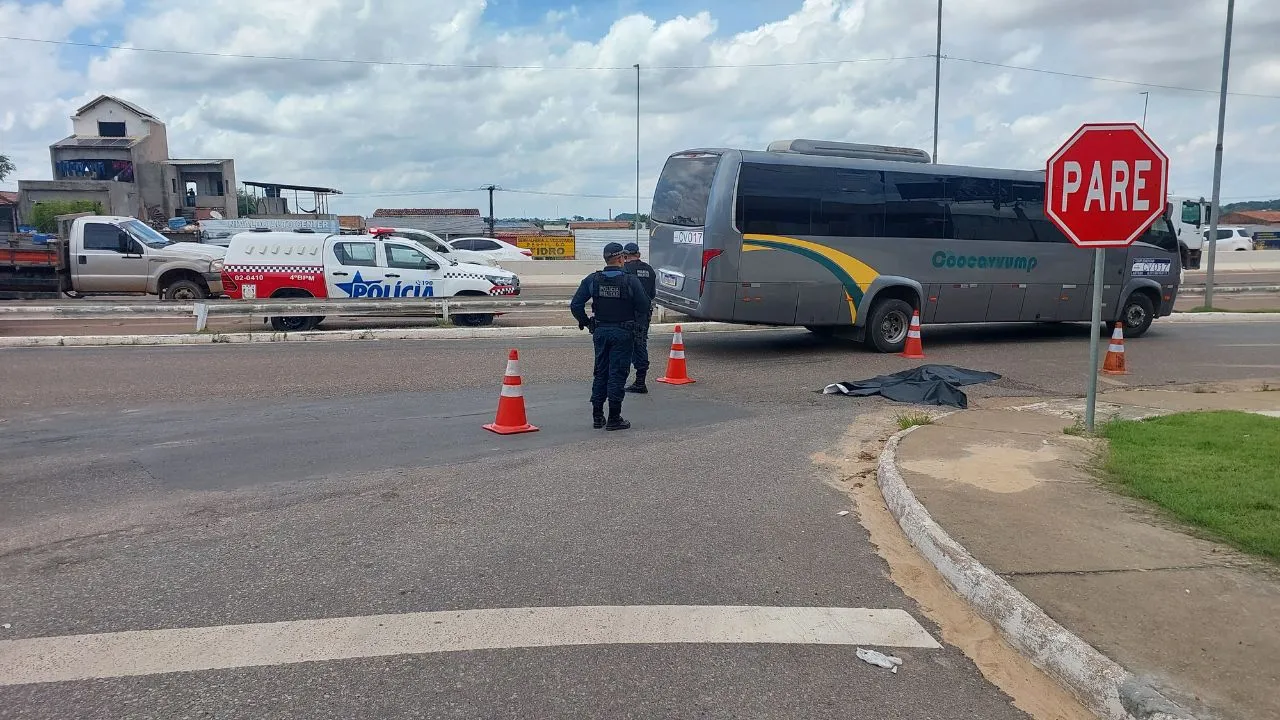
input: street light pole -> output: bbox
[932,0,942,163]
[1204,0,1235,309]
[1140,91,1149,129]
[634,63,641,243]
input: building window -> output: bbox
[98,121,127,137]
[55,160,134,183]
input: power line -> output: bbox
[502,188,651,200]
[344,186,652,201]
[6,33,1277,99]
[1218,192,1280,201]
[0,35,925,70]
[342,188,480,198]
[946,55,1280,100]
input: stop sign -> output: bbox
[1045,123,1169,248]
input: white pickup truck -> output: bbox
[0,214,227,299]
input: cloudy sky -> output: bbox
[1,0,1278,219]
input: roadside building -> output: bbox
[1218,209,1280,228]
[1220,209,1280,249]
[17,95,237,224]
[367,208,487,241]
[0,191,17,231]
[569,221,632,231]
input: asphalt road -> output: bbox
[2,319,1278,718]
[3,267,1278,337]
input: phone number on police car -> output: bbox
[232,274,316,282]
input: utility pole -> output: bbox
[1140,91,1149,129]
[485,184,496,237]
[1204,0,1235,309]
[932,0,942,163]
[634,63,641,242]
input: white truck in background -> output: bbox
[1169,195,1210,269]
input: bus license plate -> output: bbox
[673,230,704,245]
[659,270,683,289]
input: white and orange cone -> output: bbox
[656,324,696,385]
[1102,323,1127,375]
[483,349,539,434]
[900,309,926,359]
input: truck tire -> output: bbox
[864,298,914,354]
[162,279,207,301]
[1119,292,1155,338]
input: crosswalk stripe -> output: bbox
[0,605,940,686]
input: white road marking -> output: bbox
[0,605,940,686]
[1253,411,1280,417]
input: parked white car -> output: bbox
[371,227,500,267]
[1203,226,1254,252]
[447,236,534,262]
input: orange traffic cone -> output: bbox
[900,309,926,359]
[656,324,696,385]
[483,349,539,434]
[1102,323,1127,375]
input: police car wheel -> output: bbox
[1120,293,1155,338]
[270,316,319,332]
[453,313,494,327]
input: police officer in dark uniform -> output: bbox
[621,241,657,393]
[570,242,651,431]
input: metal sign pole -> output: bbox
[1085,247,1105,431]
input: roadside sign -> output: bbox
[518,234,576,260]
[1045,123,1169,248]
[1045,122,1169,431]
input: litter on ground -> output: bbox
[857,647,904,673]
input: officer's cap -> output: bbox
[623,242,640,255]
[603,242,627,259]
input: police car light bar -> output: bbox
[369,227,396,237]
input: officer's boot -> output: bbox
[625,371,648,394]
[592,402,606,429]
[605,400,631,431]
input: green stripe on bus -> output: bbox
[742,238,866,311]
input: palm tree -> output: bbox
[0,154,15,183]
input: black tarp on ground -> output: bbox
[821,364,1003,409]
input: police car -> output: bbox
[220,227,520,331]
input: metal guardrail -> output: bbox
[0,298,574,332]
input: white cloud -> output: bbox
[1,0,1279,218]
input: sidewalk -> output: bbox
[892,389,1280,720]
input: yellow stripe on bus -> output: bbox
[742,234,881,321]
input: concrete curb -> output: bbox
[1,311,1272,348]
[0,321,756,349]
[876,426,1195,720]
[1165,311,1278,322]
[1178,285,1280,294]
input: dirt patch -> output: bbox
[899,443,1062,494]
[814,412,1093,720]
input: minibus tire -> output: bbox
[1119,293,1155,338]
[865,298,914,354]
